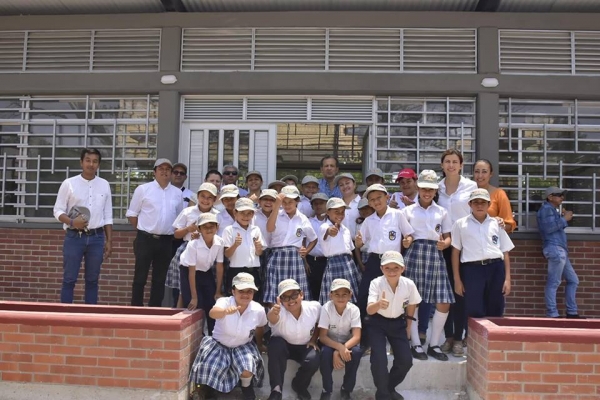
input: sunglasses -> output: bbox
[172,170,186,176]
[279,291,301,302]
[223,171,238,176]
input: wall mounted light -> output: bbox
[481,77,499,88]
[161,75,178,85]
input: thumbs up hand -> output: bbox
[436,235,446,251]
[271,297,282,316]
[234,233,242,247]
[379,291,389,310]
[253,236,262,253]
[328,223,339,237]
[355,231,364,248]
[225,305,241,315]
[402,235,413,249]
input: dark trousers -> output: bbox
[461,260,506,318]
[171,238,185,306]
[418,302,432,335]
[226,266,262,301]
[131,231,173,307]
[181,267,216,334]
[267,336,320,392]
[357,253,383,345]
[367,314,412,400]
[443,248,467,341]
[320,344,363,393]
[307,256,328,300]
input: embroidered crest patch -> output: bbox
[296,228,303,237]
[492,235,499,245]
[435,224,442,233]
[388,230,397,241]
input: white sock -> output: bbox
[273,385,281,392]
[241,376,252,387]
[410,307,421,347]
[432,309,449,348]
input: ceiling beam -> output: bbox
[475,0,502,12]
[160,0,187,12]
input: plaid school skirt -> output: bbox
[189,336,264,393]
[404,240,455,304]
[165,241,188,289]
[319,254,360,305]
[262,246,310,303]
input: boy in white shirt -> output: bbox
[307,193,329,299]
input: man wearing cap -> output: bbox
[222,164,248,196]
[390,169,418,210]
[319,155,342,198]
[54,148,113,304]
[537,186,581,318]
[298,175,320,217]
[171,163,195,209]
[365,168,385,186]
[126,158,184,307]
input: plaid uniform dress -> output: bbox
[404,239,455,304]
[165,241,188,289]
[262,246,310,303]
[189,336,264,392]
[319,254,360,304]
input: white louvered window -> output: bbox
[499,99,600,232]
[375,97,476,184]
[181,28,476,73]
[0,95,158,223]
[500,29,600,75]
[0,29,161,73]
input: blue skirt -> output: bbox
[165,241,187,289]
[404,240,455,304]
[319,254,360,305]
[262,246,311,303]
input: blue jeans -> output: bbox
[61,229,105,304]
[543,246,579,317]
[320,344,363,393]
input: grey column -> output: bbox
[478,27,499,74]
[160,27,182,72]
[476,93,500,186]
[157,90,181,161]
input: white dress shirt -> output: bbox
[253,209,272,248]
[126,180,183,235]
[217,210,236,236]
[451,214,515,263]
[222,223,266,268]
[179,235,224,272]
[308,216,327,257]
[180,187,195,209]
[319,219,355,257]
[270,209,317,248]
[212,296,267,348]
[368,276,421,319]
[401,201,452,240]
[173,206,219,242]
[54,175,113,229]
[270,300,321,345]
[298,196,315,218]
[437,176,478,224]
[341,195,361,238]
[359,207,414,254]
[318,301,361,343]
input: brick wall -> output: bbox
[0,227,599,317]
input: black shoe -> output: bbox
[427,345,449,361]
[389,388,404,400]
[410,345,428,360]
[241,385,256,400]
[292,379,312,400]
[340,388,352,400]
[319,392,331,400]
[267,390,283,400]
[419,332,427,345]
[566,314,586,319]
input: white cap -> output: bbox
[356,184,367,193]
[197,212,219,226]
[235,197,256,212]
[220,184,240,198]
[281,175,299,185]
[417,170,439,189]
[301,175,319,185]
[281,185,300,199]
[334,173,356,187]
[380,250,405,267]
[310,193,329,203]
[357,197,370,209]
[268,180,286,190]
[232,272,259,291]
[197,182,218,197]
[326,197,349,210]
[245,170,263,180]
[469,188,491,202]
[366,168,384,179]
[154,158,172,168]
[259,189,278,199]
[364,183,388,198]
[278,279,301,297]
[330,278,352,292]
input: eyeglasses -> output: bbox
[223,171,238,176]
[551,193,565,197]
[279,291,300,302]
[172,170,186,176]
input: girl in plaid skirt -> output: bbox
[401,170,455,361]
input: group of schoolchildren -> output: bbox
[171,155,514,400]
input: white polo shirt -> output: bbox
[180,187,195,209]
[355,221,369,253]
[253,209,272,248]
[318,301,361,344]
[270,209,317,248]
[126,180,183,235]
[451,214,515,263]
[341,195,361,238]
[179,235,224,272]
[368,276,421,319]
[401,201,452,240]
[319,220,355,257]
[173,206,219,242]
[389,192,418,210]
[308,216,327,257]
[54,174,113,230]
[212,296,268,348]
[217,210,236,236]
[437,176,478,224]
[298,195,315,218]
[359,207,414,254]
[270,301,321,345]
[222,223,266,268]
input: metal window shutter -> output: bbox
[183,98,244,120]
[575,31,600,75]
[0,32,25,72]
[499,30,572,74]
[181,28,252,71]
[246,99,307,120]
[92,29,161,71]
[403,29,476,72]
[311,98,373,122]
[189,130,206,192]
[254,28,326,70]
[253,130,271,183]
[328,29,401,71]
[25,30,92,71]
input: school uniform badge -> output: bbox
[309,326,315,336]
[248,328,255,339]
[388,230,397,241]
[492,235,499,245]
[435,224,441,233]
[296,228,303,237]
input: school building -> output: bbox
[0,1,599,317]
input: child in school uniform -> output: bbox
[307,192,329,299]
[401,170,454,361]
[179,212,224,334]
[451,189,513,319]
[222,198,266,295]
[189,272,267,400]
[217,184,240,235]
[255,189,276,297]
[266,279,322,400]
[263,186,318,304]
[298,175,320,218]
[354,197,374,272]
[366,251,421,400]
[319,197,361,304]
[318,279,363,400]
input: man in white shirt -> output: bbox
[126,158,183,307]
[222,164,248,197]
[53,148,113,304]
[171,162,195,209]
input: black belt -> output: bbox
[138,230,173,240]
[68,227,104,235]
[307,256,327,261]
[463,258,502,266]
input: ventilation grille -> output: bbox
[311,98,373,122]
[575,31,600,75]
[246,99,307,120]
[181,28,476,73]
[183,99,244,120]
[0,29,161,73]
